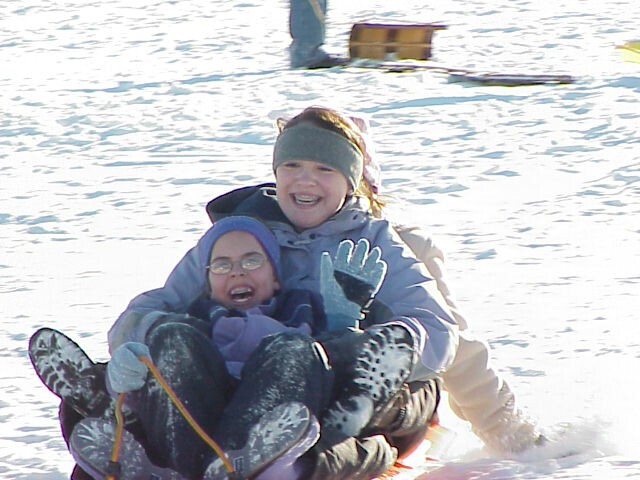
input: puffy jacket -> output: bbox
[197,290,319,379]
[109,184,458,382]
[395,223,541,454]
[211,308,312,379]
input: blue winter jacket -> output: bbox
[108,184,458,381]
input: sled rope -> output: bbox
[108,355,235,478]
[140,355,235,473]
[105,393,126,480]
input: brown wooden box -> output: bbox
[349,23,447,61]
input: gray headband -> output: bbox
[273,123,364,190]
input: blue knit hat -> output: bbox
[197,216,281,281]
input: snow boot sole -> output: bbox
[204,401,317,480]
[70,417,187,480]
[28,327,134,422]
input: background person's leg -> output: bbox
[289,0,347,68]
[289,0,326,68]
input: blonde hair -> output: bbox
[277,106,385,218]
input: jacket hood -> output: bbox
[205,183,369,238]
[206,183,291,225]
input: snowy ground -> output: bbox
[1,0,639,478]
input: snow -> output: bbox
[1,0,639,478]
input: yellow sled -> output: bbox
[616,40,640,63]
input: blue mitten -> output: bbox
[320,250,362,331]
[107,342,151,393]
[332,239,387,308]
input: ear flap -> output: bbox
[275,117,288,133]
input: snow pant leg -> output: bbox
[316,326,418,449]
[289,0,327,67]
[306,434,397,480]
[304,379,440,480]
[315,329,366,399]
[136,322,234,479]
[442,332,540,454]
[214,332,333,450]
[60,402,93,480]
[60,399,83,448]
[365,379,441,457]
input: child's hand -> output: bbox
[107,342,150,393]
[332,238,387,308]
[320,251,362,331]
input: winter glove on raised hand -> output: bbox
[332,238,387,308]
[320,249,362,331]
[107,342,151,393]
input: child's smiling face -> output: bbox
[275,159,349,230]
[208,230,280,310]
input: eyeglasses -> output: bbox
[206,252,267,275]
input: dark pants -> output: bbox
[136,324,334,478]
[62,323,440,480]
[289,0,327,67]
[60,403,94,480]
[310,330,441,479]
[303,378,440,480]
[215,332,333,450]
[136,322,235,478]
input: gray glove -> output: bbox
[320,239,387,331]
[107,342,151,393]
[332,238,387,307]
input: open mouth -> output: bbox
[293,194,320,206]
[229,286,255,304]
